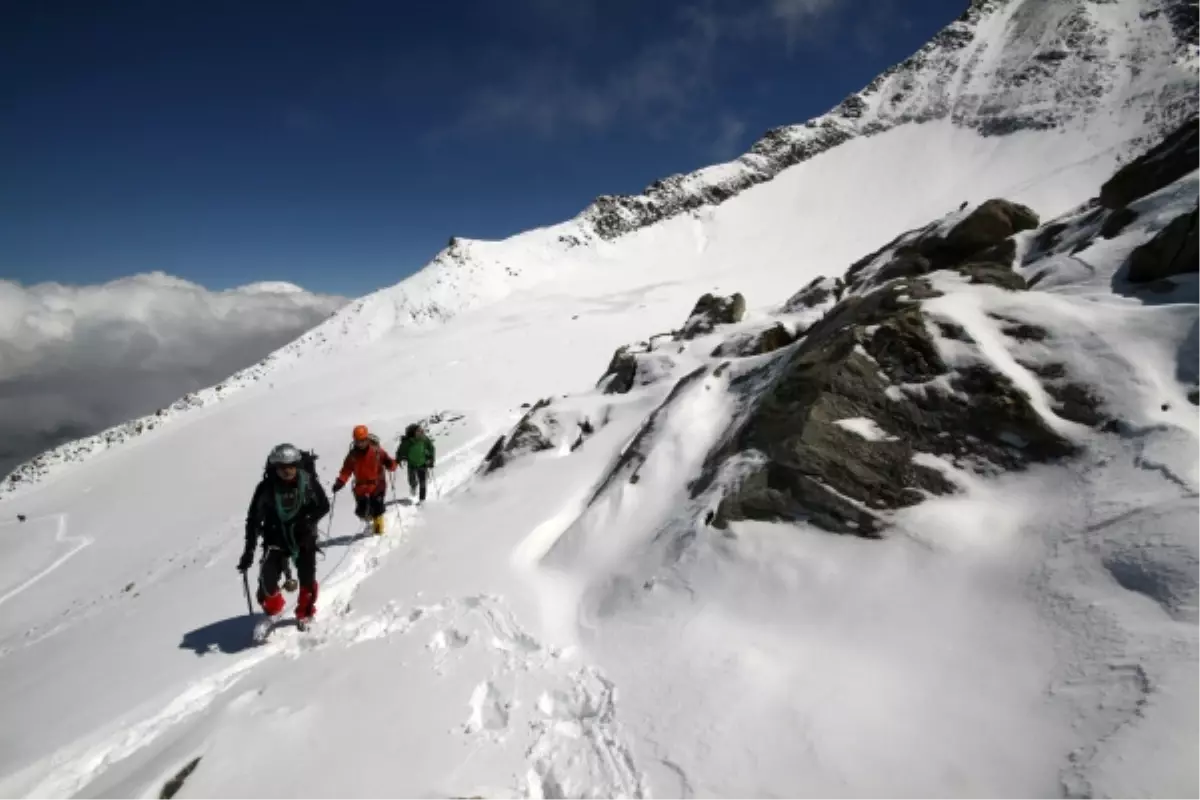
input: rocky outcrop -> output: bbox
[782,276,843,313]
[695,269,1078,537]
[596,292,747,394]
[480,399,557,475]
[846,198,1039,292]
[1126,208,1199,283]
[1099,118,1199,210]
[678,293,747,340]
[711,323,795,358]
[676,187,1103,537]
[159,757,202,800]
[597,347,640,395]
[479,399,596,475]
[596,339,679,396]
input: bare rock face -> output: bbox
[697,271,1078,537]
[943,199,1040,257]
[681,186,1114,537]
[678,293,747,340]
[1126,207,1199,283]
[711,323,796,358]
[596,339,679,396]
[782,276,843,313]
[479,399,557,475]
[1099,117,1199,210]
[597,347,640,395]
[846,198,1039,293]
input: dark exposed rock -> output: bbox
[678,293,747,339]
[863,308,947,384]
[1021,361,1068,380]
[160,757,202,800]
[954,262,1029,291]
[782,276,842,312]
[1049,381,1109,427]
[695,275,1079,537]
[853,200,1037,292]
[990,314,1049,342]
[1125,207,1199,282]
[934,321,973,342]
[479,399,556,474]
[1189,388,1199,406]
[711,323,796,358]
[874,253,934,283]
[943,199,1040,257]
[1034,221,1069,251]
[597,346,640,394]
[1099,118,1199,209]
[1100,206,1140,239]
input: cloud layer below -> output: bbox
[0,272,347,480]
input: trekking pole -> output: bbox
[325,493,337,543]
[241,570,253,616]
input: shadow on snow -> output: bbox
[178,614,295,655]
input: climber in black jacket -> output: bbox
[239,443,330,622]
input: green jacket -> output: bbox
[396,433,435,468]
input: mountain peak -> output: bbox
[577,0,1197,243]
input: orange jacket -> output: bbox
[337,443,397,497]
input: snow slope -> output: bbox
[0,0,1196,796]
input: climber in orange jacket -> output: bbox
[332,425,397,534]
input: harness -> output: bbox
[270,470,310,564]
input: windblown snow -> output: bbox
[0,0,1196,797]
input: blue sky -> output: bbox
[3,0,967,298]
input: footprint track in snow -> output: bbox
[7,486,438,796]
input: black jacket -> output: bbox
[244,472,330,555]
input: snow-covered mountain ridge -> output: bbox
[580,0,1198,240]
[1,0,1195,500]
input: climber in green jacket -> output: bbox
[395,423,436,503]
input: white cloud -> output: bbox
[0,272,347,478]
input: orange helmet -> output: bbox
[352,424,369,442]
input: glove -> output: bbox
[332,479,345,494]
[237,551,253,573]
[387,462,397,472]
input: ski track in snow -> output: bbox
[0,514,92,609]
[12,435,499,799]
